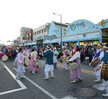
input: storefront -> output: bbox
[43,19,108,47]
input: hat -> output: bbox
[103,45,108,49]
[53,47,56,50]
[46,46,50,49]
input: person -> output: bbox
[0,50,4,67]
[23,47,30,68]
[91,44,104,82]
[30,48,38,74]
[23,47,30,59]
[43,46,54,80]
[101,45,108,97]
[53,47,59,69]
[62,46,68,70]
[15,48,25,80]
[68,46,82,83]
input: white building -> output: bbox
[33,23,50,47]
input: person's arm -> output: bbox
[43,50,49,56]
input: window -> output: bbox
[44,28,46,32]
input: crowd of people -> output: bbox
[0,43,108,97]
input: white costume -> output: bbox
[15,52,25,79]
[53,50,59,63]
[23,50,30,58]
[92,49,104,81]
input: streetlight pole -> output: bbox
[53,13,62,51]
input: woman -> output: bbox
[62,46,68,70]
[16,48,25,80]
[30,49,37,74]
[69,46,82,83]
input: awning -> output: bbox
[43,40,51,44]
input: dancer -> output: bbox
[30,48,37,74]
[101,45,108,97]
[68,46,82,83]
[62,46,68,70]
[16,48,25,80]
[91,44,104,82]
[43,46,54,80]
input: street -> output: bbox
[0,60,107,99]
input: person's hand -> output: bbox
[96,66,101,72]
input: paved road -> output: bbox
[0,60,106,99]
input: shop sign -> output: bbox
[44,35,57,41]
[70,22,85,31]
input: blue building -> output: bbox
[43,21,68,46]
[43,19,108,47]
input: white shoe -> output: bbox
[32,72,36,74]
[70,80,77,83]
[102,94,108,97]
[94,80,101,83]
[43,78,49,80]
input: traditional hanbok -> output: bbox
[101,50,108,97]
[16,52,25,79]
[53,50,59,69]
[30,51,37,74]
[0,51,4,66]
[62,50,68,70]
[69,51,82,82]
[92,49,104,82]
[43,49,54,79]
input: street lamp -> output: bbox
[53,13,62,51]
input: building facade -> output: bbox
[20,27,33,46]
[33,23,50,47]
[43,21,68,47]
[44,19,108,47]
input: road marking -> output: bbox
[61,95,77,99]
[13,68,57,99]
[39,60,95,75]
[14,68,76,99]
[0,64,27,96]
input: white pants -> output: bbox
[94,65,101,81]
[64,61,67,70]
[44,64,54,78]
[16,65,25,78]
[103,80,108,94]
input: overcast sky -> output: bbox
[0,0,108,41]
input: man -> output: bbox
[101,45,108,97]
[92,44,104,82]
[43,46,54,80]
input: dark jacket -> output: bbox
[43,50,53,65]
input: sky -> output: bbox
[0,0,108,41]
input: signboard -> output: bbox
[44,35,57,41]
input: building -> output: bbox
[44,19,108,47]
[43,21,68,47]
[20,27,34,47]
[33,23,50,47]
[24,29,33,41]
